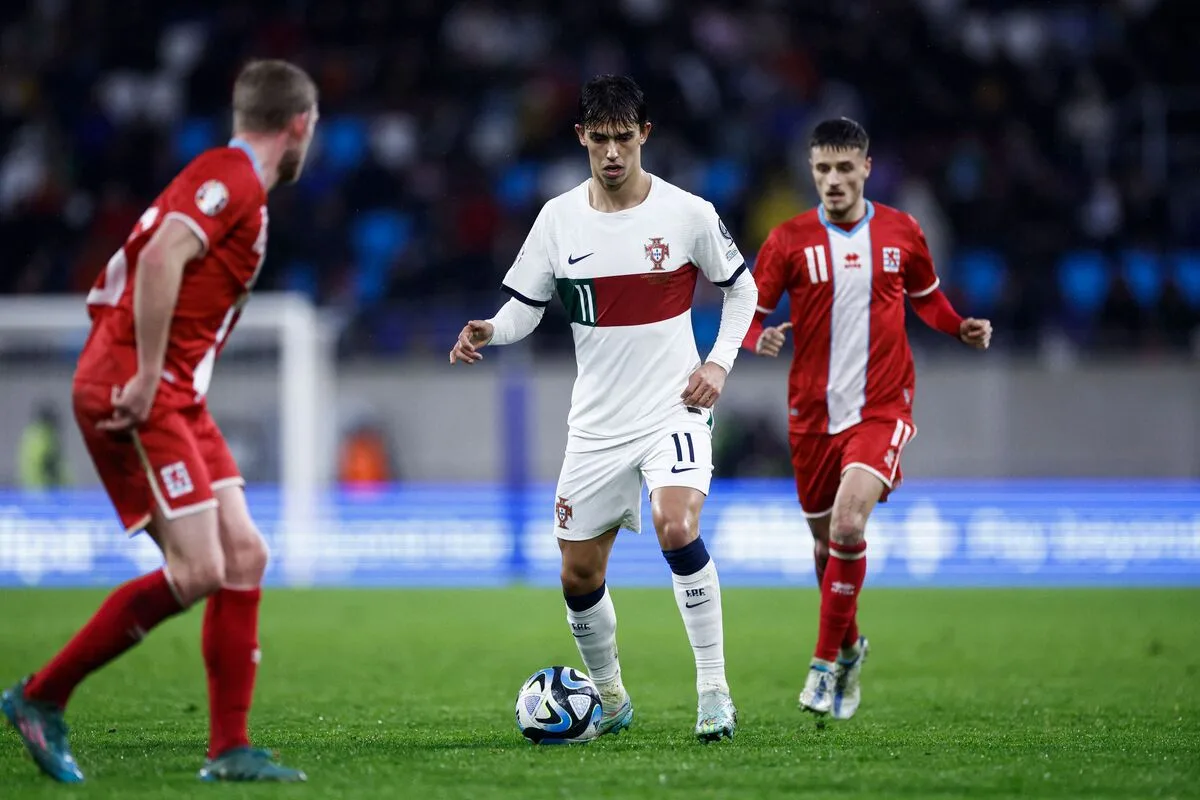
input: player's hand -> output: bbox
[96,372,160,432]
[959,318,992,350]
[756,322,792,357]
[681,362,727,409]
[449,320,494,365]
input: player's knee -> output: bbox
[224,525,269,586]
[813,537,830,566]
[560,558,604,596]
[830,514,867,548]
[169,552,226,606]
[653,513,697,552]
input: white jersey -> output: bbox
[501,175,746,451]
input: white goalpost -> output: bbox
[0,292,326,567]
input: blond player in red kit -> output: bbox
[2,60,319,783]
[744,118,991,722]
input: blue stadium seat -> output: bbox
[955,248,1006,311]
[1172,250,1200,307]
[1119,249,1163,308]
[351,209,413,304]
[1056,250,1110,316]
[351,209,412,262]
[691,306,722,352]
[320,116,369,173]
[495,162,539,211]
[174,117,217,164]
[698,159,745,207]
[282,261,318,300]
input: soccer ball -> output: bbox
[514,666,602,744]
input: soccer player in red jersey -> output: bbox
[744,118,991,721]
[1,60,319,783]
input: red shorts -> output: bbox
[73,381,243,534]
[788,418,917,518]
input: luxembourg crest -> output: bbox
[882,246,901,273]
[644,237,670,270]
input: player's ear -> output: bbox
[862,154,872,178]
[639,122,652,145]
[287,111,309,142]
[575,124,587,147]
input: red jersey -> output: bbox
[745,201,940,435]
[78,143,268,407]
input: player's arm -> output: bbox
[134,220,203,378]
[97,220,203,431]
[742,229,792,358]
[449,296,546,365]
[904,218,991,349]
[450,208,554,365]
[681,205,758,408]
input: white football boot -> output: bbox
[798,663,836,717]
[596,684,633,736]
[832,636,869,720]
[694,689,737,742]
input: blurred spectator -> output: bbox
[338,422,395,487]
[17,402,69,490]
[713,412,791,479]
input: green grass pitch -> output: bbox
[1,587,1198,798]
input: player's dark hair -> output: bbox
[809,118,870,153]
[578,75,648,130]
[232,59,318,133]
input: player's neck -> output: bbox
[230,132,280,190]
[588,169,652,213]
[822,199,868,225]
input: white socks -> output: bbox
[670,558,729,695]
[565,585,623,703]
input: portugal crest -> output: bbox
[555,496,573,530]
[644,237,670,270]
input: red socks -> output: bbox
[814,541,867,662]
[22,569,265,759]
[202,587,262,758]
[813,539,861,655]
[25,569,183,708]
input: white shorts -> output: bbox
[552,407,714,541]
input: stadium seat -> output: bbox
[1119,249,1163,308]
[495,162,540,211]
[282,261,318,300]
[320,116,369,173]
[351,209,413,304]
[174,117,217,164]
[955,248,1006,312]
[1056,250,1110,317]
[1172,250,1200,307]
[699,159,745,207]
[691,306,722,352]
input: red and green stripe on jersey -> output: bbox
[504,264,700,327]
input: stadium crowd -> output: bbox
[0,0,1193,356]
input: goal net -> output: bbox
[0,292,328,584]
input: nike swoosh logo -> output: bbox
[572,633,595,638]
[685,599,711,609]
[671,466,698,474]
[567,252,594,264]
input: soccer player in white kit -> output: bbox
[450,75,757,741]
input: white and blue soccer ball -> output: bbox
[515,666,602,744]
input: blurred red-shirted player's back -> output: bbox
[2,59,320,785]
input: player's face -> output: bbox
[279,105,319,185]
[810,146,871,219]
[576,121,650,190]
